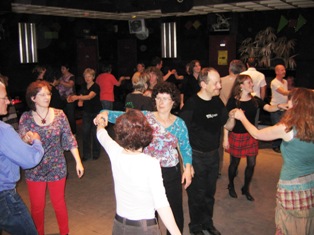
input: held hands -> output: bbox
[93,111,109,128]
[23,131,41,144]
[278,103,289,111]
[232,108,245,121]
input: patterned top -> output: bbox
[108,111,192,167]
[19,109,77,182]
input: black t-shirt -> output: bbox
[226,96,266,133]
[80,83,102,114]
[180,75,200,103]
[125,93,154,111]
[180,95,228,152]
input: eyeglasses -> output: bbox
[155,97,172,102]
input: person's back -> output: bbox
[220,59,245,105]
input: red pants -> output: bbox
[26,178,69,235]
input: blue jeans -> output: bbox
[0,189,38,235]
[82,112,100,159]
[187,149,219,233]
[270,110,285,148]
[101,100,113,110]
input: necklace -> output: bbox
[35,109,49,124]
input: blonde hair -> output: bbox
[132,72,149,93]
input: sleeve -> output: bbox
[96,128,122,158]
[176,118,192,165]
[108,110,125,124]
[179,98,194,130]
[0,123,44,169]
[18,112,29,137]
[59,110,78,150]
[148,158,170,209]
[255,96,266,109]
[226,97,236,111]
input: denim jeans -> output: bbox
[0,189,38,235]
[270,110,285,148]
[101,100,113,110]
[187,149,219,233]
[82,112,100,159]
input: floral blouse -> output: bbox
[19,109,77,182]
[108,111,192,168]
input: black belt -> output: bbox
[115,214,157,227]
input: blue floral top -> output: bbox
[19,109,77,182]
[108,111,192,167]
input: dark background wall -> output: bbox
[0,8,313,98]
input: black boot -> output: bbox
[227,184,238,198]
[241,187,254,201]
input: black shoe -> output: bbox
[227,184,238,198]
[272,147,281,153]
[193,231,204,235]
[241,187,255,201]
[206,226,221,235]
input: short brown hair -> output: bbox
[26,80,51,111]
[114,109,153,150]
[152,82,180,109]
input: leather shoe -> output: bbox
[227,185,238,198]
[206,226,221,235]
[241,187,255,201]
[272,147,281,153]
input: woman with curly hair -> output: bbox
[97,82,192,235]
[94,109,181,235]
[233,87,314,235]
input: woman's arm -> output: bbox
[70,148,84,178]
[157,206,181,235]
[263,103,288,112]
[234,109,292,141]
[71,91,96,101]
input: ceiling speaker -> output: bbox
[129,19,145,34]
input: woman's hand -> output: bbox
[234,108,245,121]
[223,136,230,150]
[181,163,192,189]
[76,161,84,178]
[278,103,289,111]
[93,111,109,126]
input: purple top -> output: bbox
[19,109,77,182]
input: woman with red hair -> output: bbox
[233,88,314,235]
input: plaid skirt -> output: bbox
[226,132,258,158]
[275,173,314,235]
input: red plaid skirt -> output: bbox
[226,132,258,158]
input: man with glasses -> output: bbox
[0,79,44,234]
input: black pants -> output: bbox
[187,149,219,233]
[161,164,184,235]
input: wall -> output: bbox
[0,8,313,99]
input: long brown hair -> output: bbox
[279,88,314,142]
[231,74,257,108]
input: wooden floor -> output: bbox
[7,122,283,235]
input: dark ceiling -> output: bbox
[10,0,314,20]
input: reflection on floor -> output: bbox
[8,122,283,235]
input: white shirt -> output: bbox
[270,78,288,105]
[244,68,267,98]
[97,128,169,220]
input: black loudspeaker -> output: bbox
[160,0,193,13]
[128,19,145,34]
[0,0,11,13]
